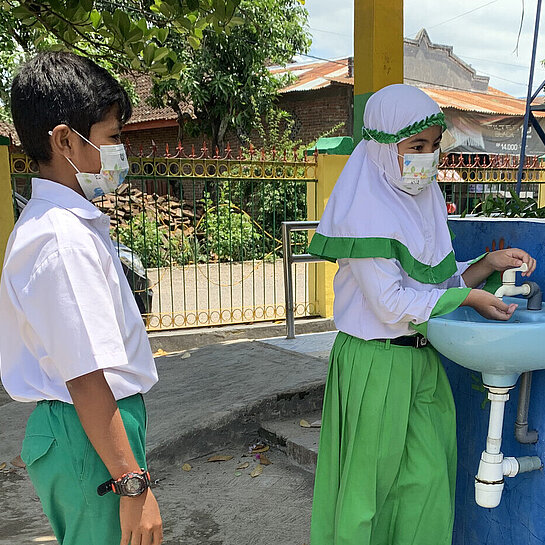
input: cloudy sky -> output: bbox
[303,0,545,97]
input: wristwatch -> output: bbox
[97,469,151,497]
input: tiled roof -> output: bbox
[274,58,541,117]
[424,87,544,117]
[126,75,190,126]
[126,56,541,125]
[0,120,20,145]
[271,58,353,93]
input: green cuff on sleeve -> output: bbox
[411,287,472,336]
[482,270,502,295]
[469,252,487,265]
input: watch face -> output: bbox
[124,475,145,496]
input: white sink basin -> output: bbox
[427,297,545,387]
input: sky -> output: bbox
[302,0,545,97]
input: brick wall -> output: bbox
[278,85,353,146]
[121,87,352,199]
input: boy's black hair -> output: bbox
[11,51,132,163]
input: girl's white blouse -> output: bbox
[333,257,472,340]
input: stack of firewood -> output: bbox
[93,184,205,236]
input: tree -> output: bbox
[148,0,310,149]
[6,0,310,150]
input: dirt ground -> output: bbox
[146,260,314,329]
[0,442,314,545]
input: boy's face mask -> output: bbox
[392,149,440,195]
[54,128,129,200]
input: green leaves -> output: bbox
[5,0,309,152]
[187,0,200,10]
[474,189,545,218]
[8,0,245,81]
[142,43,156,67]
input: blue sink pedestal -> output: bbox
[444,218,545,544]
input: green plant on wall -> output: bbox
[238,109,346,256]
[117,213,202,268]
[471,189,545,218]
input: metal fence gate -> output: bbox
[10,144,319,331]
[11,148,545,331]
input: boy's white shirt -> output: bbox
[0,178,158,403]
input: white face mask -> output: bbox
[392,149,440,195]
[51,128,129,200]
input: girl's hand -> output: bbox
[485,249,536,277]
[462,289,518,321]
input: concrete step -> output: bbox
[259,411,322,473]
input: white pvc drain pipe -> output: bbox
[475,386,542,508]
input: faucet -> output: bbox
[494,263,531,299]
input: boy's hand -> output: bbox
[463,289,518,321]
[120,489,163,545]
[486,249,536,277]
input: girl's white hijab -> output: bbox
[316,84,452,268]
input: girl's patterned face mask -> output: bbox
[396,149,440,195]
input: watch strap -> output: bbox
[97,478,114,496]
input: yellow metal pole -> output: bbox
[308,154,349,318]
[0,137,14,275]
[353,0,404,144]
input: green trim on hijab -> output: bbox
[307,232,458,285]
[361,112,447,144]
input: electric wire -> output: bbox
[406,0,501,36]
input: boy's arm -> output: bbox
[67,370,163,545]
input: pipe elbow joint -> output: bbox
[523,281,543,310]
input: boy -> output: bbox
[0,52,163,545]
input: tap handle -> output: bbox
[502,262,528,284]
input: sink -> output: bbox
[427,296,545,387]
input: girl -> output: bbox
[308,84,536,545]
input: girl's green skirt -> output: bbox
[310,332,457,545]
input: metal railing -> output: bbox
[11,146,545,334]
[282,220,323,339]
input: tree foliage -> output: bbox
[4,0,310,149]
[148,0,310,149]
[6,0,243,78]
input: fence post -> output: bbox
[308,154,349,319]
[0,137,13,276]
[539,179,545,208]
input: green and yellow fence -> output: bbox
[9,143,320,330]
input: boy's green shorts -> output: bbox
[21,394,147,545]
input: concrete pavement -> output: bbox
[0,331,337,545]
